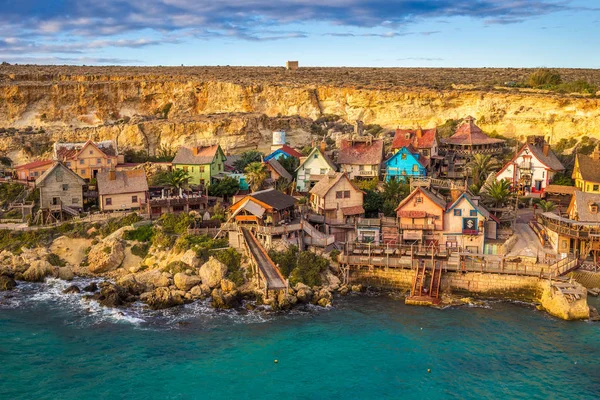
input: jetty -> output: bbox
[240,227,287,297]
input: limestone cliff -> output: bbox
[1,66,599,161]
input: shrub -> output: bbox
[130,243,150,258]
[46,253,66,267]
[527,68,562,88]
[214,248,245,286]
[124,224,154,242]
[329,249,341,262]
[98,213,143,237]
[161,261,188,274]
[159,213,193,235]
[268,246,330,287]
[103,246,112,254]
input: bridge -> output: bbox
[409,177,466,191]
[240,228,287,294]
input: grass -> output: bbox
[46,253,66,267]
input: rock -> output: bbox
[351,284,363,293]
[117,274,146,296]
[135,269,172,289]
[144,287,184,310]
[22,260,55,282]
[318,288,333,301]
[339,285,349,296]
[58,266,74,281]
[97,283,129,308]
[62,285,81,294]
[325,271,341,289]
[139,292,152,302]
[180,249,201,269]
[0,275,16,291]
[199,257,227,288]
[87,238,126,274]
[83,282,98,292]
[277,291,298,310]
[296,287,313,303]
[189,285,205,299]
[318,297,331,307]
[174,273,202,291]
[220,278,236,293]
[211,288,240,309]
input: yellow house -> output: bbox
[97,169,149,212]
[54,140,122,181]
[573,147,600,193]
[309,172,364,223]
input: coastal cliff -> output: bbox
[1,66,600,162]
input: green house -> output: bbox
[172,145,226,186]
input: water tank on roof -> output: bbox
[272,130,286,146]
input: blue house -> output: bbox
[384,147,426,182]
[264,145,303,162]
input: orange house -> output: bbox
[395,187,447,244]
[54,140,122,181]
[14,160,53,181]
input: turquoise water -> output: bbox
[1,279,599,400]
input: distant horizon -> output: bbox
[0,0,599,68]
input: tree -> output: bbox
[468,154,500,186]
[551,173,574,186]
[157,169,190,191]
[482,180,512,208]
[245,162,268,192]
[538,200,556,213]
[380,178,410,216]
[275,176,292,193]
[233,150,263,172]
[363,190,383,217]
[208,176,240,198]
[278,156,299,176]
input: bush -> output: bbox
[329,249,341,262]
[123,224,154,242]
[528,68,562,88]
[159,213,193,235]
[214,248,245,286]
[131,243,150,258]
[98,213,143,237]
[46,253,66,267]
[268,246,330,287]
[161,261,188,274]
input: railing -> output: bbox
[149,195,208,207]
[462,229,480,235]
[400,223,435,230]
[358,170,378,176]
[519,162,532,170]
[547,255,578,278]
[256,223,303,235]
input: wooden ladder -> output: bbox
[429,262,443,299]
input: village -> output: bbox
[0,116,597,319]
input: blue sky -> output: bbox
[0,0,598,67]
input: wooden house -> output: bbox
[54,140,122,181]
[573,146,600,193]
[172,144,227,186]
[443,192,497,253]
[309,172,364,224]
[337,138,384,180]
[264,145,303,162]
[97,169,149,212]
[384,146,426,182]
[496,136,564,196]
[395,187,446,245]
[35,162,85,218]
[265,158,292,186]
[14,160,53,181]
[229,188,296,226]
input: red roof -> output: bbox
[392,128,437,150]
[341,205,365,216]
[14,159,53,170]
[279,145,303,159]
[338,139,384,165]
[442,116,505,146]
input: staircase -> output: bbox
[547,255,579,278]
[406,261,442,305]
[301,220,335,247]
[429,263,443,299]
[61,204,80,217]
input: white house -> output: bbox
[496,136,564,196]
[443,192,497,254]
[295,148,337,192]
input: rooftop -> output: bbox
[442,117,505,147]
[172,144,222,165]
[97,169,149,196]
[337,138,384,165]
[392,127,437,150]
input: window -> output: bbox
[199,166,205,173]
[62,184,69,191]
[66,162,71,167]
[422,149,429,156]
[470,210,477,216]
[594,185,599,192]
[183,166,189,172]
[79,159,84,165]
[542,171,545,178]
[132,195,138,203]
[89,150,93,155]
[105,198,112,206]
[412,164,419,172]
[107,159,111,165]
[336,191,343,199]
[454,209,462,216]
[416,196,423,204]
[344,191,351,198]
[359,165,364,171]
[191,167,194,172]
[320,168,326,175]
[96,158,101,164]
[401,153,407,160]
[305,168,311,174]
[80,169,85,174]
[55,170,63,182]
[314,154,318,159]
[72,198,79,204]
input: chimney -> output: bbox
[416,127,423,138]
[108,169,116,181]
[592,145,600,161]
[192,146,200,156]
[450,187,462,203]
[320,140,326,153]
[542,142,549,157]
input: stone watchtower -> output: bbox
[286,61,299,71]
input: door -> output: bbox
[535,180,543,191]
[93,169,99,178]
[52,197,60,205]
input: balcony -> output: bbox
[400,223,435,230]
[519,162,532,171]
[358,170,378,176]
[462,229,480,235]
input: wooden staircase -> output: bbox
[406,261,443,306]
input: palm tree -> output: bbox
[482,179,512,208]
[538,200,556,213]
[158,169,190,192]
[245,162,268,192]
[275,176,292,193]
[468,154,500,186]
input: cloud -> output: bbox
[397,57,444,61]
[324,30,440,38]
[0,56,141,65]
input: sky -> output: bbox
[0,0,599,67]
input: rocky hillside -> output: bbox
[1,65,600,162]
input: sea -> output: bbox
[1,278,599,400]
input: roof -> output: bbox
[97,170,149,196]
[446,192,490,218]
[341,205,365,216]
[385,147,427,168]
[277,145,303,159]
[297,147,337,172]
[54,140,118,160]
[249,188,295,210]
[172,145,222,165]
[570,191,600,222]
[35,162,86,186]
[392,128,437,150]
[309,172,363,198]
[395,187,447,212]
[337,139,384,165]
[14,159,53,170]
[266,158,292,181]
[526,143,565,171]
[575,153,600,183]
[223,154,241,171]
[545,185,576,195]
[441,116,505,146]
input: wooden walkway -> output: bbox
[241,228,287,291]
